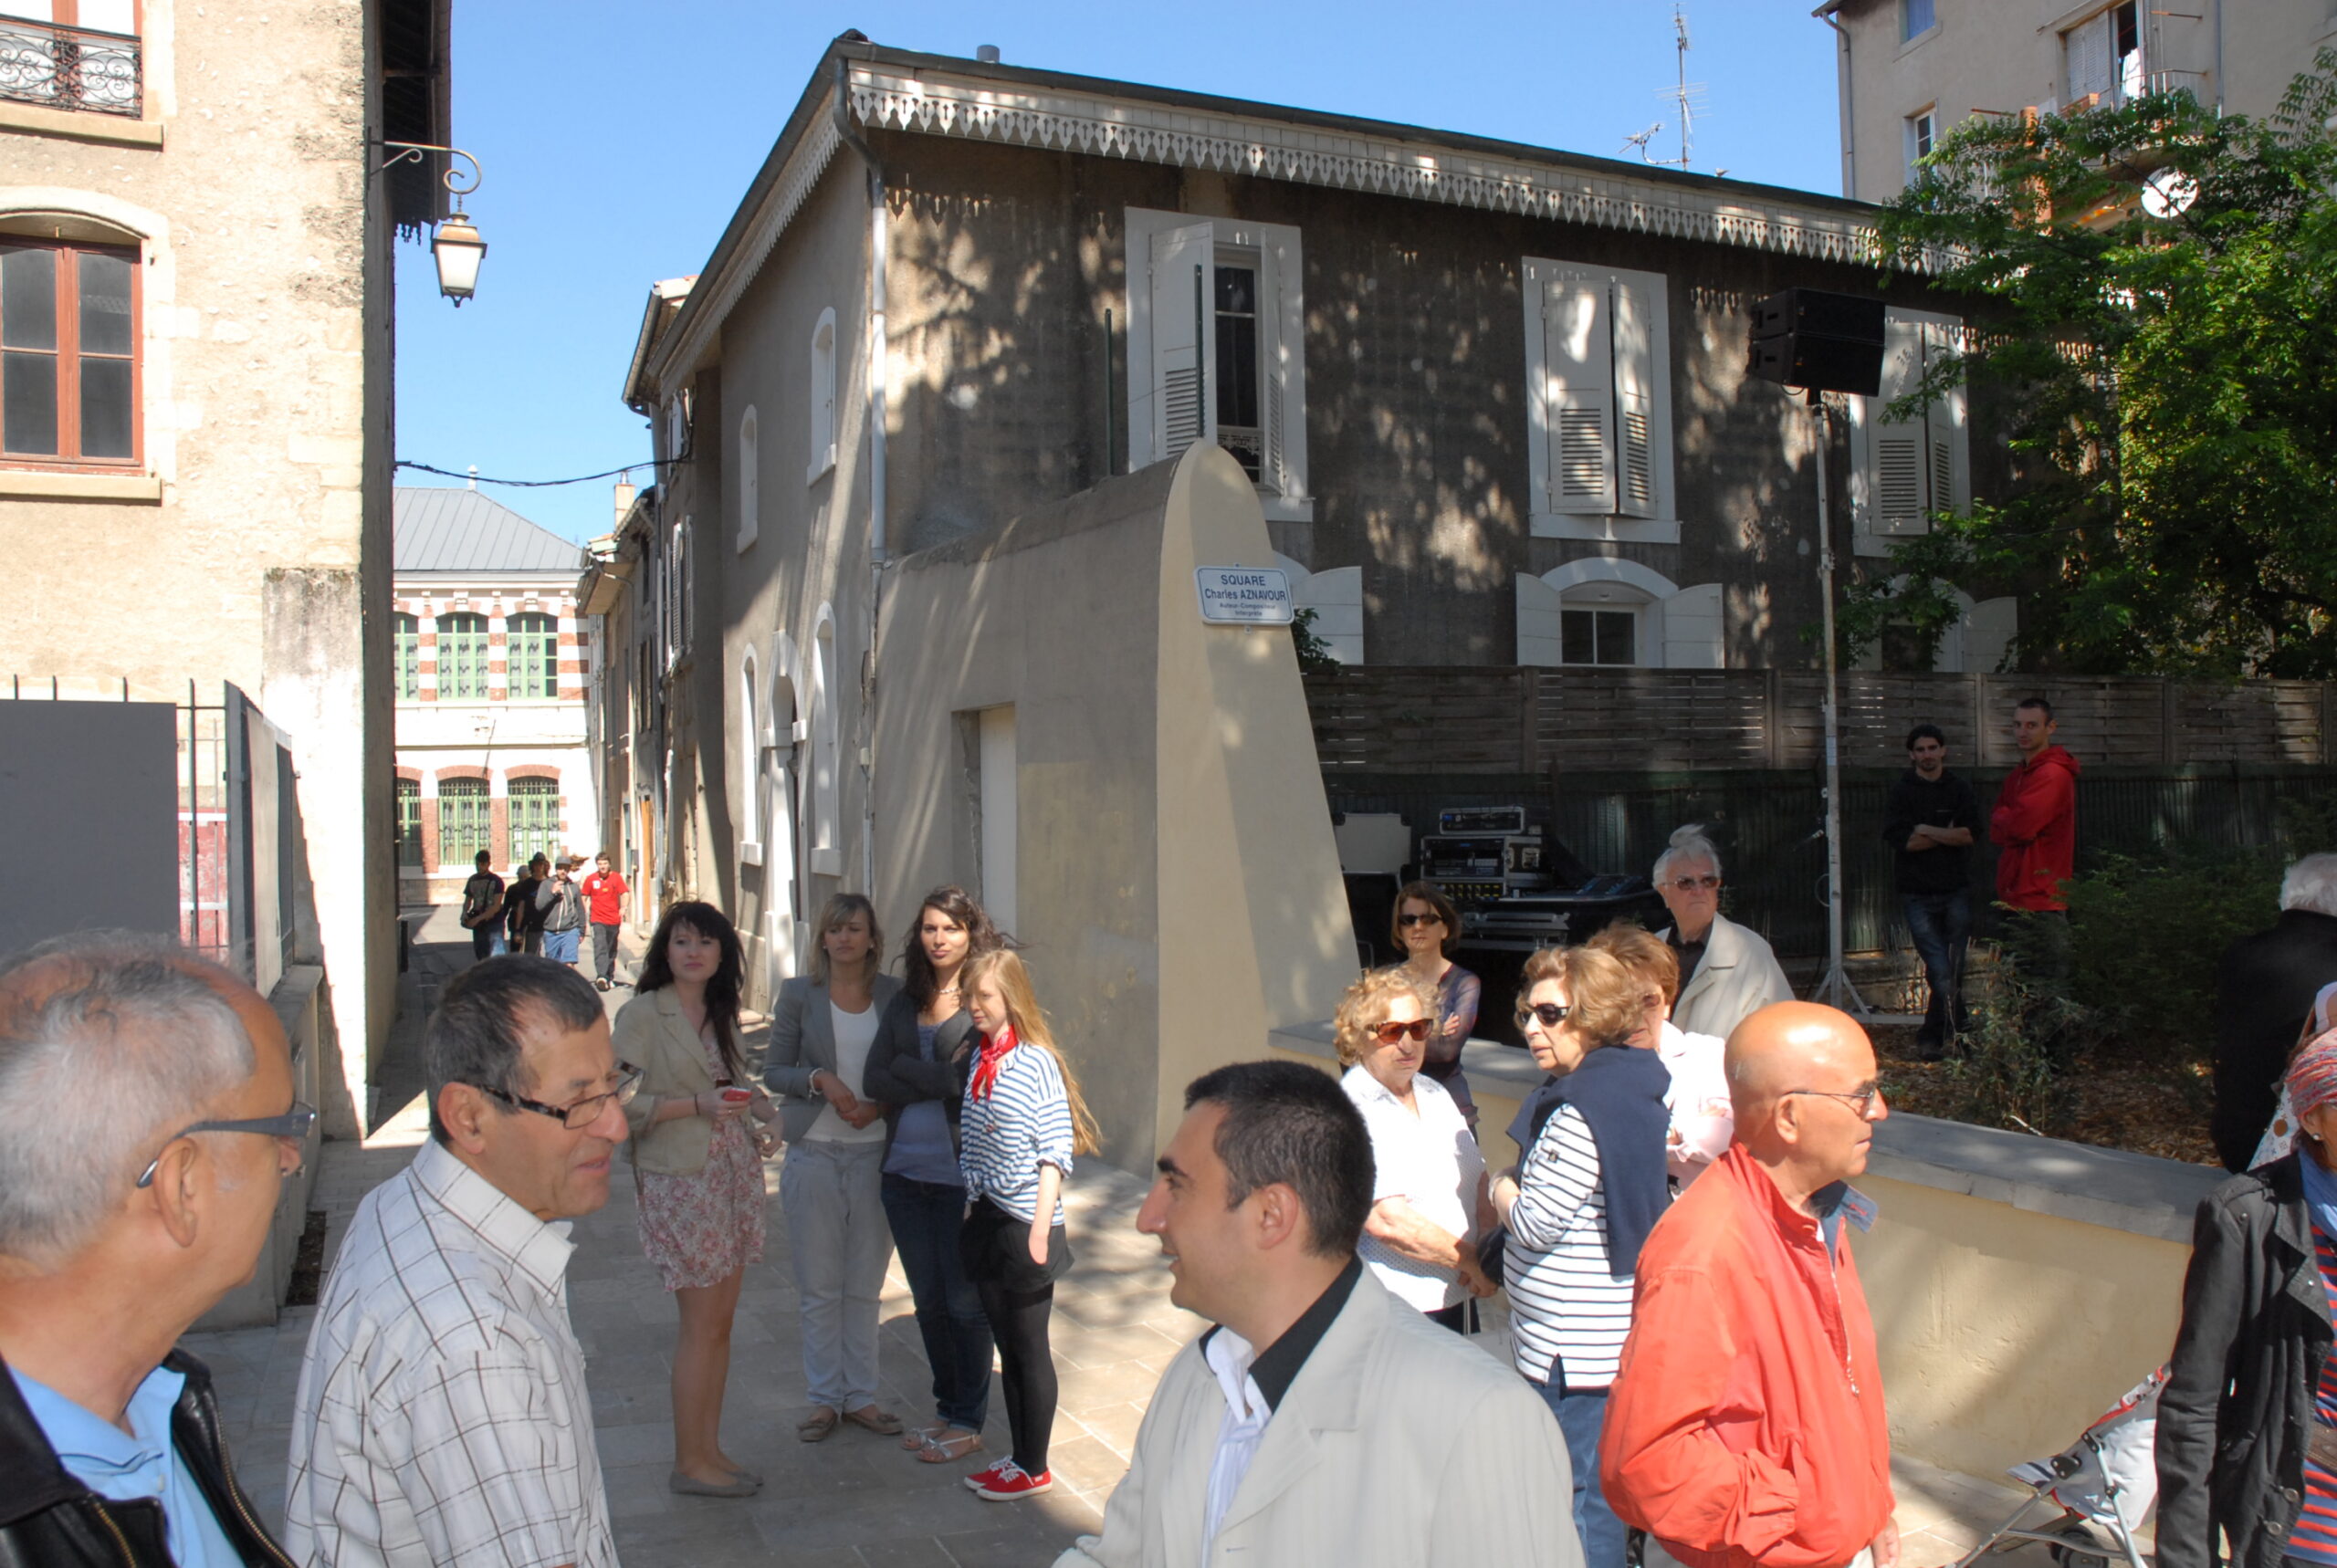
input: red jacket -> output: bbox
[1601,1145,1893,1568]
[582,871,627,925]
[1990,745,2080,911]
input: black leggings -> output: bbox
[976,1277,1058,1473]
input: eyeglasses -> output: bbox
[1783,1083,1886,1118]
[1515,1002,1572,1030]
[477,1063,643,1130]
[1371,1018,1434,1044]
[135,1102,318,1189]
[1397,912,1445,928]
[1667,875,1722,893]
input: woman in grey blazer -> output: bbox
[764,893,905,1442]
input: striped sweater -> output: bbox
[2294,1228,2337,1566]
[959,1042,1075,1227]
[1504,1102,1634,1387]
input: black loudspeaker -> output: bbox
[1746,287,1885,397]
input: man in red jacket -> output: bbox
[1990,696,2080,999]
[1601,1002,1896,1568]
[581,851,630,992]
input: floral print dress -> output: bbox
[636,1025,768,1291]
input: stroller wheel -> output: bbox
[2051,1526,2110,1568]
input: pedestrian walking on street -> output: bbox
[764,894,906,1445]
[862,887,1010,1467]
[1652,825,1792,1041]
[582,851,629,991]
[1603,1001,1897,1568]
[537,855,587,969]
[1991,696,2080,998]
[1392,880,1484,1132]
[614,902,779,1499]
[505,853,550,956]
[457,850,507,962]
[1495,943,1671,1568]
[1588,924,1732,1186]
[956,948,1100,1501]
[1882,724,1981,1058]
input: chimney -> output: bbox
[613,475,636,527]
[976,43,1000,62]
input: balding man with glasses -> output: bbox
[285,956,636,1568]
[0,932,310,1568]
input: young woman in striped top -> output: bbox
[1491,943,1671,1568]
[954,948,1099,1501]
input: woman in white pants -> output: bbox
[765,893,905,1442]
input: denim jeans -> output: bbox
[542,926,581,965]
[1532,1380,1626,1568]
[591,921,622,981]
[1901,889,1972,1042]
[469,923,505,961]
[880,1172,992,1431]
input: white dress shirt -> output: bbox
[1200,1327,1271,1566]
[1658,1018,1734,1184]
[1341,1066,1486,1311]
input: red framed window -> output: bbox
[0,237,141,466]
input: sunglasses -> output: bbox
[1515,1002,1572,1030]
[1397,912,1445,927]
[1371,1018,1434,1044]
[1667,875,1722,892]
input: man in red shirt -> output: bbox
[1989,696,2080,1000]
[1602,1002,1896,1568]
[581,852,630,991]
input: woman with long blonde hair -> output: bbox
[953,948,1098,1500]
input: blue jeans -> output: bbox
[880,1172,992,1431]
[1901,889,1971,1043]
[542,926,581,965]
[1533,1380,1625,1568]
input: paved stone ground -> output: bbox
[184,906,2073,1567]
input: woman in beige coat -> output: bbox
[615,901,778,1499]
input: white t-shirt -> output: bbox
[1660,1019,1734,1185]
[806,999,886,1144]
[1341,1065,1487,1311]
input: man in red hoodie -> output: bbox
[1990,696,2080,998]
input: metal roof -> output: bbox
[393,486,582,574]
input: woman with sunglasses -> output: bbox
[1391,881,1484,1132]
[1651,825,1791,1040]
[1336,967,1497,1333]
[613,901,778,1498]
[1492,944,1672,1568]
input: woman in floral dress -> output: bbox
[616,901,778,1498]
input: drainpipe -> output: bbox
[1817,5,1856,199]
[833,53,887,894]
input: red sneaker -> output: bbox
[969,1460,1054,1500]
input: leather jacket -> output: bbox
[0,1344,291,1567]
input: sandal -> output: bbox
[843,1404,904,1436]
[900,1420,950,1452]
[916,1427,986,1465]
[796,1406,840,1443]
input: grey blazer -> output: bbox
[764,972,905,1144]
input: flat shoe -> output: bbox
[917,1428,986,1465]
[900,1421,950,1451]
[670,1469,758,1498]
[796,1406,840,1442]
[844,1404,904,1436]
[721,1462,763,1486]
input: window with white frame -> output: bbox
[1124,208,1309,519]
[808,612,840,875]
[737,405,759,551]
[663,519,689,670]
[1902,0,1936,41]
[1517,562,1724,669]
[1906,110,1936,184]
[1522,257,1677,542]
[665,392,690,464]
[808,308,837,485]
[2065,2,2143,108]
[1850,308,1970,553]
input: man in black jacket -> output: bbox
[1881,724,1983,1059]
[2211,853,2337,1171]
[0,934,302,1566]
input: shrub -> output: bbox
[1944,966,2073,1134]
[2059,848,2285,1069]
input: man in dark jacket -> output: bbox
[0,934,303,1566]
[1881,723,1982,1059]
[2211,853,2337,1171]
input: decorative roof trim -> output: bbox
[849,64,1903,270]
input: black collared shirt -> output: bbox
[1201,1255,1363,1412]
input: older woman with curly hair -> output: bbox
[1587,924,1734,1187]
[1335,966,1498,1332]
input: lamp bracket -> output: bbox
[371,139,483,198]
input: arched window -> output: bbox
[507,612,559,700]
[808,309,837,484]
[508,777,562,866]
[435,612,489,699]
[436,777,490,866]
[393,777,421,865]
[738,405,760,551]
[0,236,140,465]
[393,613,419,699]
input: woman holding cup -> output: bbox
[614,901,778,1498]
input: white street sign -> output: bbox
[1194,567,1294,625]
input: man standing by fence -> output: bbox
[1882,726,1980,1059]
[1991,697,2080,1006]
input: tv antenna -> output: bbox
[1661,5,1707,171]
[1620,122,1663,161]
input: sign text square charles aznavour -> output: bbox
[1193,567,1294,626]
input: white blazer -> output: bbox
[1662,911,1794,1040]
[1055,1269,1582,1568]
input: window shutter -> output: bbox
[1515,573,1565,667]
[1611,277,1659,519]
[1871,314,1931,535]
[1543,277,1616,514]
[1661,583,1726,669]
[1148,222,1215,465]
[1923,320,1970,516]
[2066,16,2111,104]
[1256,231,1308,502]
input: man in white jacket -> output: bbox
[1652,824,1793,1040]
[1056,1061,1580,1568]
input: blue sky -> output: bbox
[393,1,1846,543]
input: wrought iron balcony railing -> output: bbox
[0,16,141,119]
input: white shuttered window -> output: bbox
[1850,308,1969,552]
[1524,258,1675,541]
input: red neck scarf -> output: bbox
[968,1024,1018,1102]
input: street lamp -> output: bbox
[372,140,487,306]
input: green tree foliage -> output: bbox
[1290,606,1341,674]
[1847,53,2337,675]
